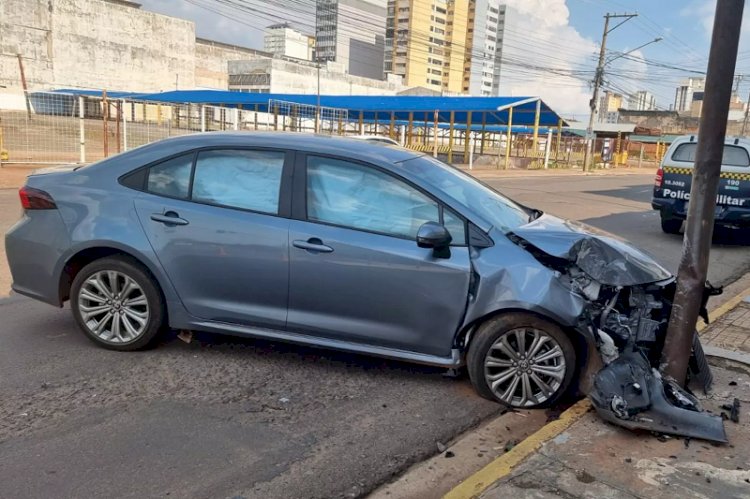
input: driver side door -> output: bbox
[287,154,471,358]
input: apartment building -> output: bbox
[385,0,471,94]
[315,0,387,80]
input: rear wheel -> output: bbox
[660,214,682,234]
[71,256,165,351]
[467,313,576,409]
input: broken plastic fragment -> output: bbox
[589,350,727,443]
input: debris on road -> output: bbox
[177,330,193,344]
[436,442,447,453]
[721,398,741,423]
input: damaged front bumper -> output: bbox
[589,348,727,443]
[509,217,726,442]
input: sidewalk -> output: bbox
[448,286,750,499]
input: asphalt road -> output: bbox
[1,173,749,499]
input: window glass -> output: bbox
[192,150,284,214]
[400,155,529,233]
[671,143,750,167]
[146,154,193,199]
[443,207,466,245]
[307,156,439,239]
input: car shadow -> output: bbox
[583,185,654,204]
[156,329,454,379]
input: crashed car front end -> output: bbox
[467,214,726,442]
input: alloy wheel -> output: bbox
[483,327,567,407]
[77,270,150,344]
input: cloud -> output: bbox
[497,0,597,116]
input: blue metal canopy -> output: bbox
[125,91,564,127]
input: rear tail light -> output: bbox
[19,186,57,210]
[654,168,664,188]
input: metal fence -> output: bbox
[0,91,624,169]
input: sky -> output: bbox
[136,0,750,118]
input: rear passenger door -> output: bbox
[131,148,292,328]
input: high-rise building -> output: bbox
[674,77,705,112]
[465,0,506,96]
[628,90,657,111]
[315,0,387,80]
[264,24,312,60]
[384,0,470,94]
[598,91,623,123]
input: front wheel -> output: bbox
[71,256,165,351]
[467,313,577,408]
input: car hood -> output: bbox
[510,214,673,286]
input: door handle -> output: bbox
[150,211,189,226]
[293,238,334,253]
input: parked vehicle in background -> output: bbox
[6,132,711,415]
[652,134,750,234]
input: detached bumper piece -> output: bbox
[589,349,727,443]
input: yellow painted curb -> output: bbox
[697,285,750,333]
[443,399,592,499]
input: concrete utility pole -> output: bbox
[583,13,637,172]
[661,0,744,384]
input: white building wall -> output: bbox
[1,0,268,97]
[264,27,311,60]
[1,0,196,92]
[229,59,404,95]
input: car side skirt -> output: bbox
[185,319,464,368]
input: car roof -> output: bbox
[133,131,420,163]
[669,134,750,148]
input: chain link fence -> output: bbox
[0,90,620,170]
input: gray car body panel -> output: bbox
[510,214,673,286]
[5,132,672,368]
[460,227,587,329]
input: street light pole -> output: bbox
[661,0,745,385]
[583,13,637,172]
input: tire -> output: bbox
[467,313,576,409]
[660,215,682,234]
[71,255,165,351]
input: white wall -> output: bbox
[1,0,196,92]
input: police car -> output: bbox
[652,135,750,233]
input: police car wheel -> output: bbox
[660,216,682,234]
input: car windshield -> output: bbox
[400,155,532,233]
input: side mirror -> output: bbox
[417,222,452,257]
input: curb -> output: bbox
[696,285,750,334]
[443,284,750,499]
[443,400,591,499]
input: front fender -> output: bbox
[461,239,587,332]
